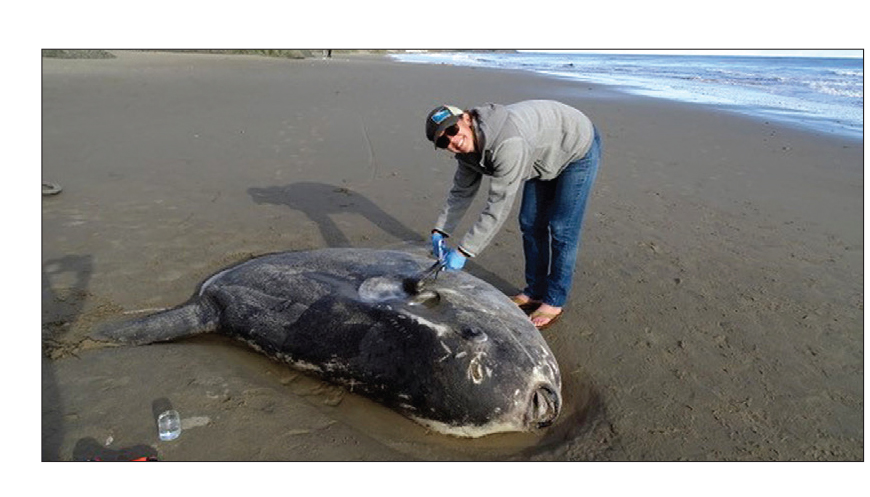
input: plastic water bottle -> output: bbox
[157,409,182,441]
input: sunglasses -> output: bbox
[435,124,460,149]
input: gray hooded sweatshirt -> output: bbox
[434,100,595,256]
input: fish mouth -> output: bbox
[528,385,561,428]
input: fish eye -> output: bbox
[461,326,488,343]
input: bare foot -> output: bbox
[510,293,539,306]
[530,303,563,329]
[510,294,542,315]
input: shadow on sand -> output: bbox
[247,181,518,294]
[42,254,94,461]
[72,438,158,462]
[249,182,421,248]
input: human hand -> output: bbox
[431,231,446,260]
[443,248,467,271]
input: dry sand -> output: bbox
[41,51,863,463]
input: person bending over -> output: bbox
[425,100,601,330]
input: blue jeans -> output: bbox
[518,127,601,307]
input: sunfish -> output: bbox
[94,248,562,438]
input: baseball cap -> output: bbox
[425,105,464,145]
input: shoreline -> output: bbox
[386,53,864,144]
[41,50,863,462]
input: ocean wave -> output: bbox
[809,81,864,98]
[391,51,863,140]
[830,68,863,77]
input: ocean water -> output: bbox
[390,51,863,141]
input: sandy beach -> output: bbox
[41,51,863,462]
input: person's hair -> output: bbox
[462,110,479,151]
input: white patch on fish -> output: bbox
[409,415,521,439]
[400,310,451,337]
[358,276,407,303]
[438,341,452,362]
[468,353,487,384]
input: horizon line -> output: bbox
[516,49,863,59]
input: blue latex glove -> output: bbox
[443,248,467,271]
[431,231,446,260]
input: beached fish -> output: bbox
[93,247,562,438]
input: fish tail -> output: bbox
[92,299,219,345]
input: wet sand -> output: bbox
[41,51,862,464]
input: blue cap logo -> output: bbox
[431,108,452,125]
